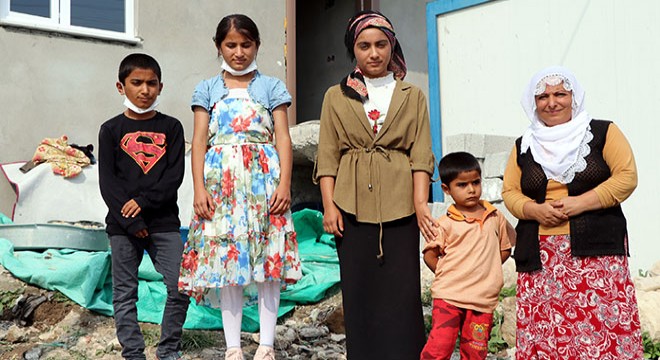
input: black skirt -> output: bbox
[336,211,426,360]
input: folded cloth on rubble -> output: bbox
[32,135,91,178]
[0,209,340,331]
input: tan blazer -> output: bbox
[315,80,435,223]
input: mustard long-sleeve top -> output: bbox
[502,122,637,235]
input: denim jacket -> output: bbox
[191,71,291,113]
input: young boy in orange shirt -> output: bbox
[420,152,515,360]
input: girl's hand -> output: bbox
[415,203,439,243]
[270,104,293,216]
[269,184,291,215]
[191,109,213,220]
[323,203,344,238]
[524,201,568,227]
[193,188,215,220]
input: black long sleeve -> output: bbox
[98,112,185,236]
[132,121,185,211]
[98,123,147,235]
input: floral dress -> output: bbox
[178,88,301,306]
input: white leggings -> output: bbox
[220,281,281,348]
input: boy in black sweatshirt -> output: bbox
[98,53,189,360]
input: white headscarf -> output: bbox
[520,66,593,184]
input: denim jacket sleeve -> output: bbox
[247,73,291,111]
[191,75,228,111]
[266,76,292,110]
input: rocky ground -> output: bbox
[5,254,657,360]
[0,263,515,360]
[0,263,350,360]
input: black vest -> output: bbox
[513,120,628,272]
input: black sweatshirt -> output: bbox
[98,112,185,236]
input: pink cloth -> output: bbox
[31,135,90,178]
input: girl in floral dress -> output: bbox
[178,14,301,360]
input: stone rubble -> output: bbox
[2,250,658,359]
[635,262,660,341]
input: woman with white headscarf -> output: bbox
[502,66,643,359]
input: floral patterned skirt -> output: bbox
[516,234,643,360]
[177,143,302,307]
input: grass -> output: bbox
[498,285,516,301]
[423,313,433,335]
[135,326,222,351]
[0,288,23,315]
[181,330,222,350]
[486,285,516,353]
[421,286,433,307]
[141,325,161,347]
[51,291,74,304]
[487,309,508,354]
[44,350,87,360]
[643,332,660,359]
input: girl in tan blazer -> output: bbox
[315,10,436,360]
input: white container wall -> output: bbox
[428,0,660,272]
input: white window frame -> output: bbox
[0,0,138,44]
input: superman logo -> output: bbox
[120,131,167,174]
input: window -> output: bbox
[0,0,137,43]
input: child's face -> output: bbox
[442,170,482,211]
[218,27,258,71]
[116,68,162,109]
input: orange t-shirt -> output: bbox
[423,201,515,313]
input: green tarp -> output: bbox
[0,209,339,332]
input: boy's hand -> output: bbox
[135,228,149,238]
[122,199,142,218]
[423,247,441,272]
[193,189,216,220]
[269,184,291,215]
[415,204,439,242]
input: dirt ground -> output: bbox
[0,264,346,360]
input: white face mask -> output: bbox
[119,83,160,114]
[123,96,159,114]
[221,58,258,76]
